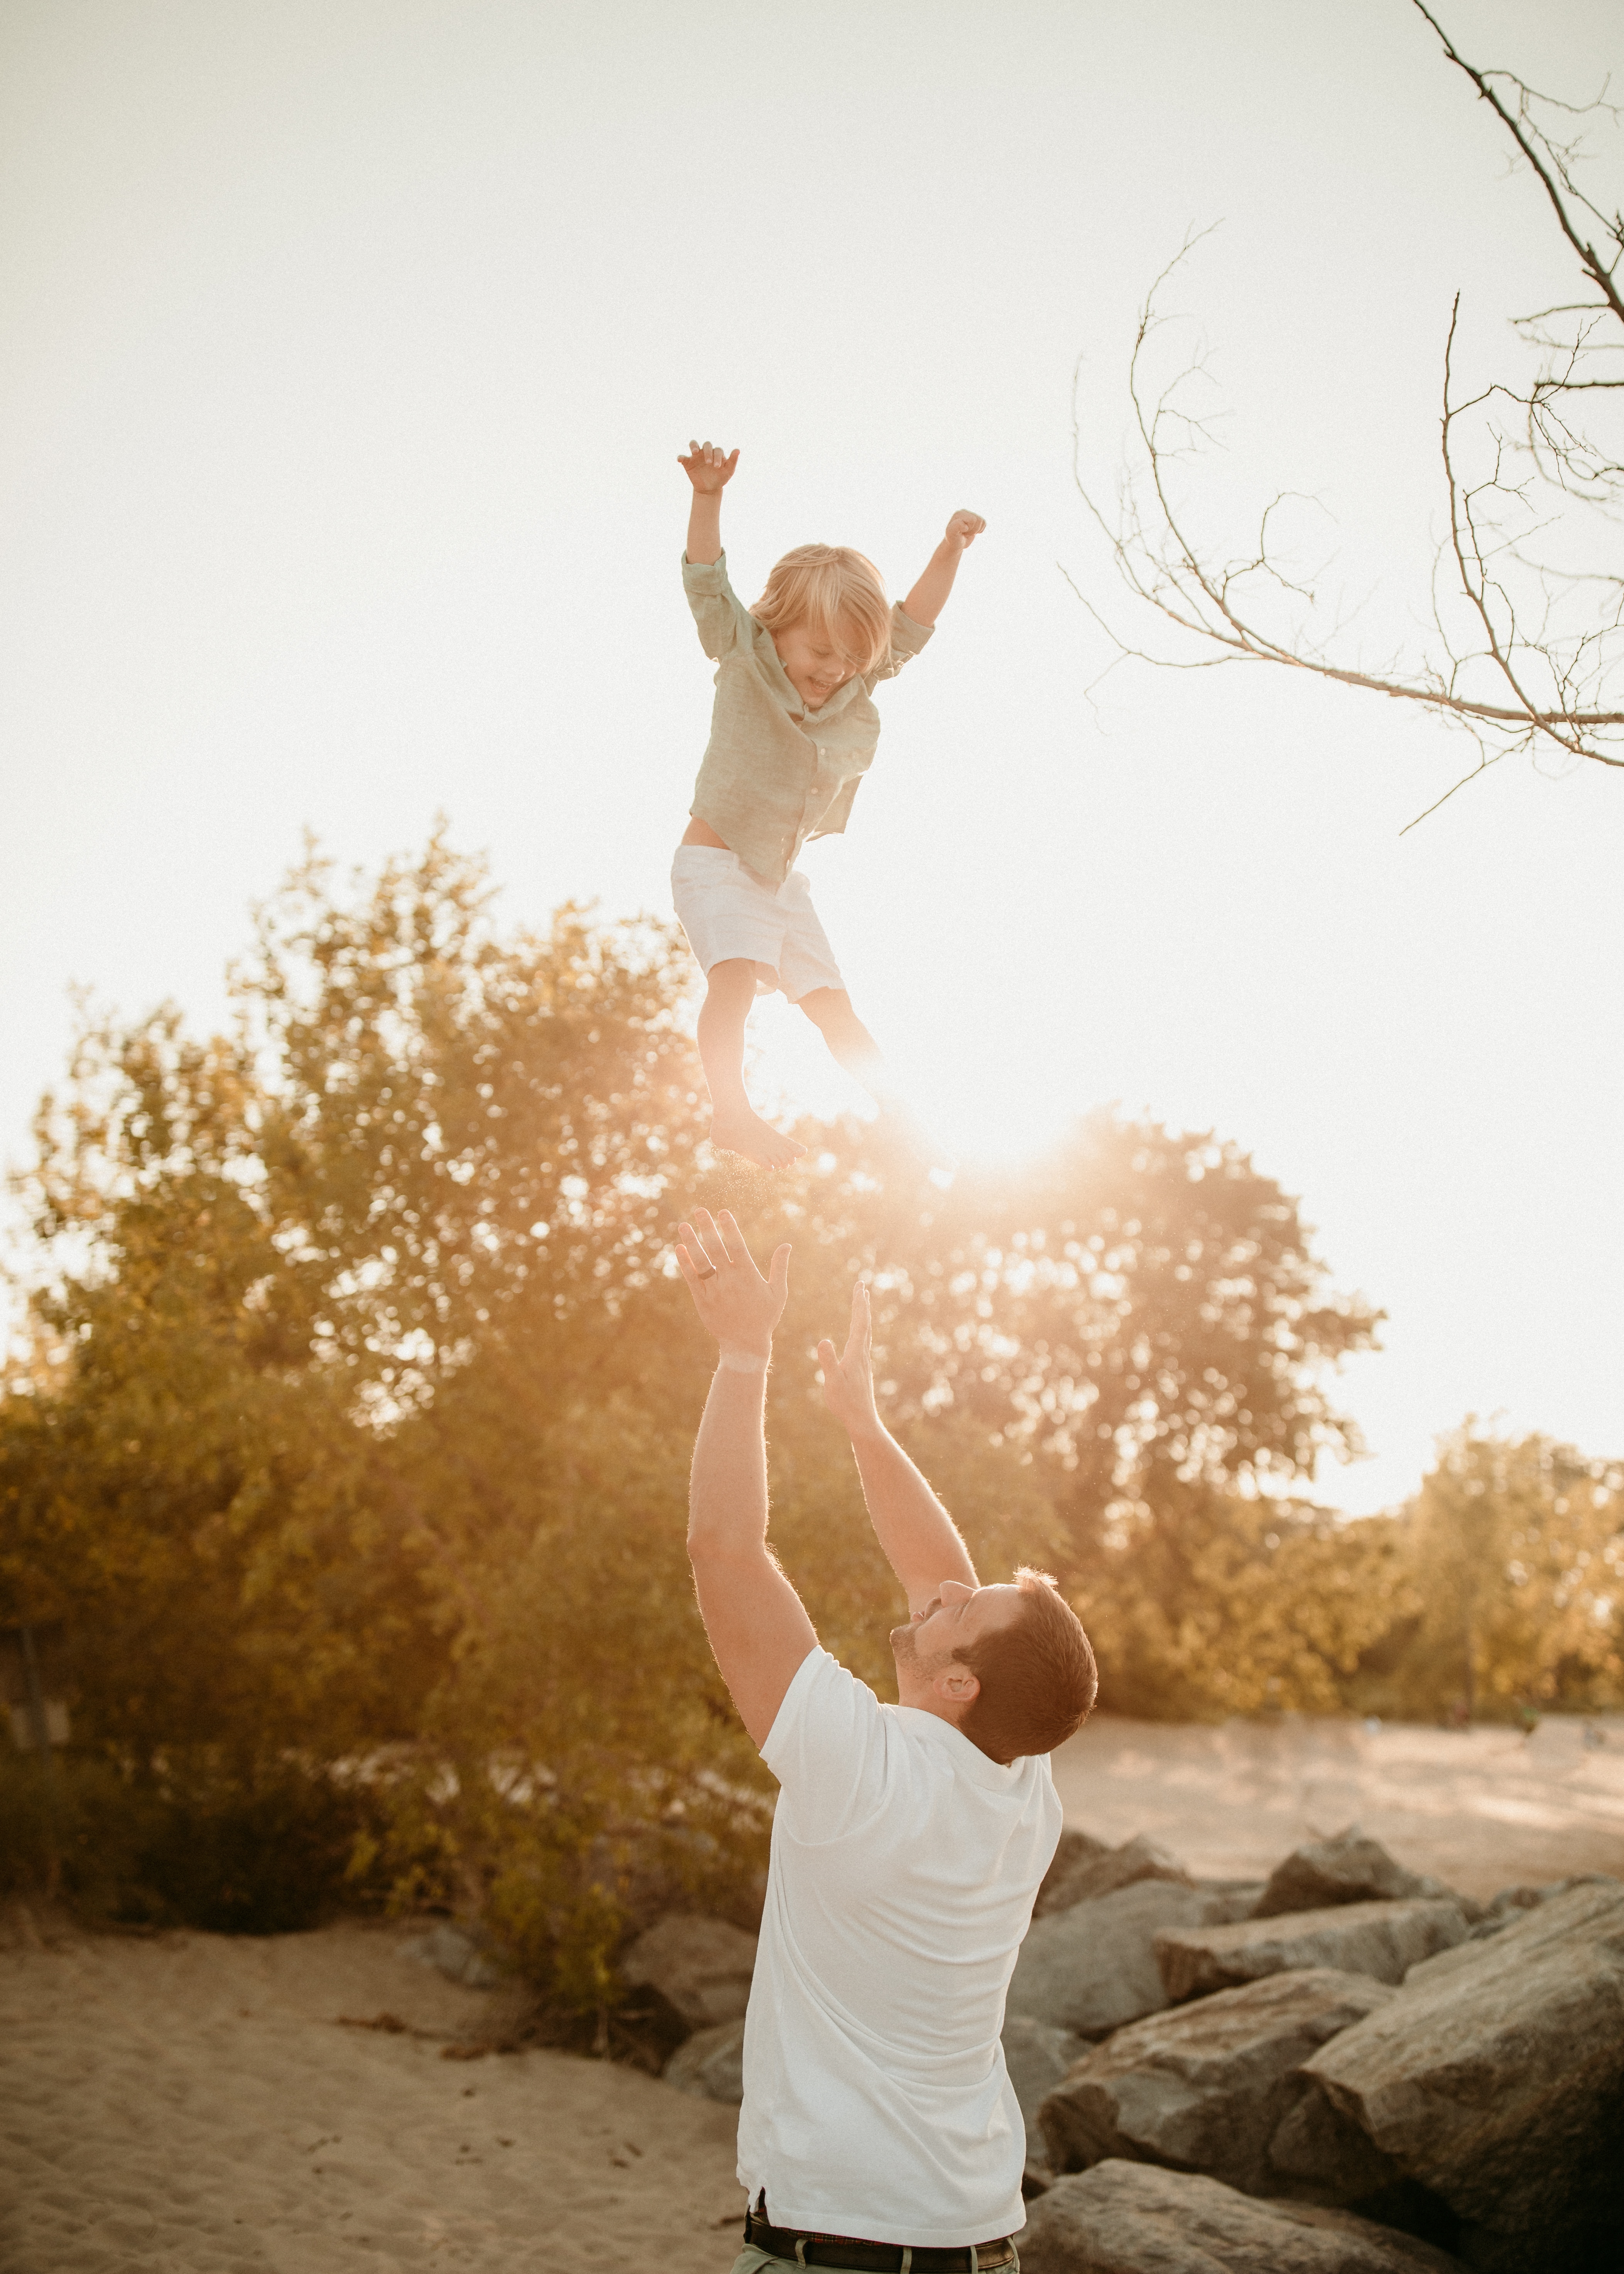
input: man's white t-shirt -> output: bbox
[738,1646,1063,2247]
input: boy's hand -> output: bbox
[677,1208,790,1358]
[817,1280,885,1444]
[679,440,740,495]
[944,510,986,551]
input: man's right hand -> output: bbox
[818,1280,885,1444]
[679,439,739,493]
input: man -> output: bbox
[675,1207,1098,2274]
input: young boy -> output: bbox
[674,438,984,1169]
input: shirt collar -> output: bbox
[894,1703,1034,1788]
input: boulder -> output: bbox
[1193,1882,1268,1925]
[662,2017,745,2102]
[1037,1832,1194,1918]
[1035,1828,1112,1916]
[402,1922,503,1989]
[619,1913,758,2033]
[1003,2014,1086,2126]
[1037,1968,1395,2198]
[1009,1880,1219,2040]
[1267,2081,1417,2210]
[1155,1899,1472,2005]
[1254,1830,1459,1920]
[1303,1879,1624,2272]
[1018,2161,1466,2272]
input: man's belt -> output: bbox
[743,2203,1017,2273]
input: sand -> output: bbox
[1048,1705,1624,1896]
[0,1918,744,2273]
[3,1711,1621,2272]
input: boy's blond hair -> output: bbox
[751,544,892,676]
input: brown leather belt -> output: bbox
[743,2204,1016,2272]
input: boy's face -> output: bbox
[771,619,859,710]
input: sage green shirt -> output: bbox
[683,551,934,889]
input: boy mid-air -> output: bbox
[674,438,984,1170]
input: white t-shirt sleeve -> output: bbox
[760,1646,892,1844]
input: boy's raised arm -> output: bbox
[819,1280,979,1613]
[901,508,986,627]
[678,438,739,565]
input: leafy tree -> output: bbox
[0,830,1399,1989]
[1072,1485,1416,1722]
[723,1112,1382,1574]
[1394,1425,1624,1719]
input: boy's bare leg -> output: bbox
[795,988,952,1168]
[699,960,807,1170]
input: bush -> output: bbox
[0,1749,386,1933]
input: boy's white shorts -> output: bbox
[670,845,844,1002]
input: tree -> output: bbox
[1069,1484,1415,1722]
[0,833,713,1769]
[1075,0,1624,815]
[1395,1424,1624,1719]
[732,1110,1382,1571]
[1,833,1388,1981]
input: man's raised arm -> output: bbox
[678,1208,817,1748]
[818,1280,979,1613]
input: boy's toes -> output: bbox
[708,1106,805,1172]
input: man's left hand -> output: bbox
[676,1208,791,1358]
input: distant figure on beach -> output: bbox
[675,1205,1096,2269]
[673,438,984,1170]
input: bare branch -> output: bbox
[1066,7,1624,794]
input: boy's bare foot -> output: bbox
[707,1104,807,1171]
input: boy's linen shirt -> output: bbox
[738,1647,1062,2247]
[683,552,933,890]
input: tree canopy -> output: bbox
[2,835,1616,1999]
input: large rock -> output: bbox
[1018,2161,1466,2272]
[1036,1828,1112,1916]
[1254,1830,1457,1919]
[1037,1968,1395,2197]
[1037,1832,1194,1918]
[402,1922,503,1989]
[1267,2082,1418,2211]
[1003,2014,1086,2126]
[1155,1899,1472,2005]
[663,2017,745,2102]
[1009,1880,1219,2040]
[1194,1881,1268,1925]
[1303,1879,1624,2271]
[1455,1870,1619,1944]
[619,1913,758,2033]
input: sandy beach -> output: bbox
[3,1711,1620,2272]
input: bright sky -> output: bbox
[2,0,1620,1514]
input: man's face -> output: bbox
[891,1579,1024,1699]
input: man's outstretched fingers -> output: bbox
[676,1218,720,1280]
[686,1209,726,1265]
[714,1209,751,1266]
[767,1241,792,1300]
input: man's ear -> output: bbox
[932,1665,980,1708]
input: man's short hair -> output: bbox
[953,1569,1097,1765]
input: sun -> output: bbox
[735,993,1098,1171]
[905,1057,1087,1171]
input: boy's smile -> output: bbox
[771,620,858,710]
